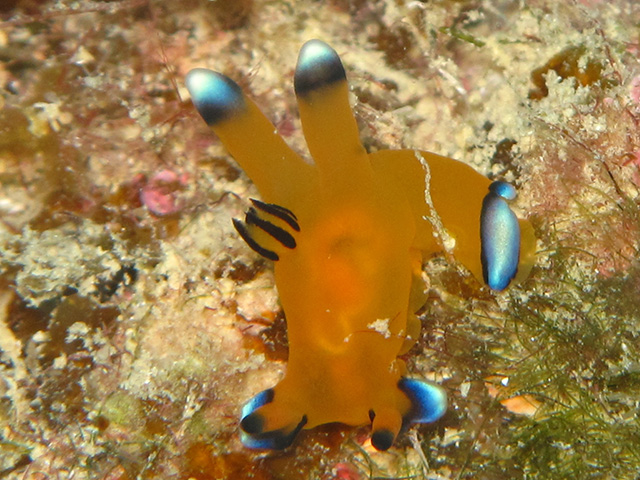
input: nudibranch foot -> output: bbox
[240,389,308,450]
[480,181,521,291]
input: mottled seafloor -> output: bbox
[1,1,640,479]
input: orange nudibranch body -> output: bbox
[186,40,536,451]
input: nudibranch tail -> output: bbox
[185,68,313,206]
[480,181,521,291]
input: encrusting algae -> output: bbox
[0,1,639,479]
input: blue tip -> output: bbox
[489,180,517,201]
[240,389,277,449]
[240,417,307,450]
[185,68,246,125]
[241,388,274,422]
[241,425,303,450]
[240,389,307,450]
[399,378,447,424]
[481,190,521,291]
[241,426,301,450]
[294,39,346,95]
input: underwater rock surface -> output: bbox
[1,1,639,478]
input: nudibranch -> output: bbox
[186,40,535,451]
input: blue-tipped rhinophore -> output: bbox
[294,39,346,95]
[481,181,521,291]
[185,68,246,125]
[399,378,447,425]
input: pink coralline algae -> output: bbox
[139,170,188,217]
